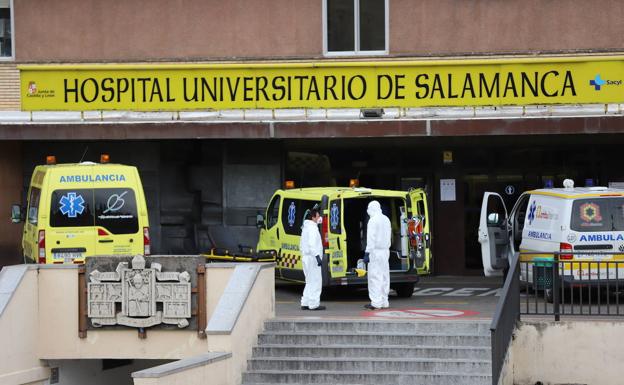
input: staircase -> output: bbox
[241,318,492,385]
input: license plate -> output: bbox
[53,252,82,263]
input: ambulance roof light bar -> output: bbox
[100,154,110,163]
[46,155,56,165]
[563,179,575,191]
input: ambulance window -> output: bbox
[570,198,624,232]
[50,189,94,228]
[486,196,506,227]
[267,195,280,229]
[329,200,341,234]
[282,199,300,235]
[281,199,319,236]
[94,189,139,234]
[27,187,41,225]
[612,200,624,231]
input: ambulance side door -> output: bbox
[478,192,510,277]
[257,194,281,273]
[407,188,432,274]
[23,186,42,262]
[326,197,346,279]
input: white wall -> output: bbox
[512,321,624,385]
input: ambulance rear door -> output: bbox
[407,188,431,274]
[47,171,96,264]
[93,166,143,256]
[325,197,347,279]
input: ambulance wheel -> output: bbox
[394,283,415,298]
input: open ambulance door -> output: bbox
[407,188,431,274]
[324,197,347,283]
[478,192,510,277]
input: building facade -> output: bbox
[1,0,624,274]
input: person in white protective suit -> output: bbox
[364,200,392,310]
[300,206,326,311]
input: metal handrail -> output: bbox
[491,251,624,384]
[490,252,520,385]
[520,251,624,319]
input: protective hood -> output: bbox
[367,200,382,217]
[302,219,318,229]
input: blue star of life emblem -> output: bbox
[527,200,536,225]
[59,192,86,218]
[330,203,340,229]
[590,74,606,91]
[287,202,296,227]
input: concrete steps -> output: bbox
[242,371,491,385]
[242,319,492,385]
[257,331,490,347]
[263,319,491,335]
[252,345,491,359]
[247,357,491,373]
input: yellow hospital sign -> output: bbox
[19,56,624,111]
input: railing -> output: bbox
[490,252,520,385]
[491,251,624,384]
[520,251,624,320]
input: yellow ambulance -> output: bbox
[12,156,150,264]
[255,186,431,297]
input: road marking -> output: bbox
[423,301,469,305]
[362,307,480,319]
[442,288,490,296]
[413,287,501,297]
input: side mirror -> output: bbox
[487,212,499,226]
[11,204,23,223]
[256,213,265,229]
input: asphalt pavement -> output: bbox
[276,275,504,321]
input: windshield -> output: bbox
[570,198,624,232]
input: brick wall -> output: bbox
[0,63,19,110]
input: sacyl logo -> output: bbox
[590,74,622,91]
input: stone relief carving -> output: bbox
[88,255,191,329]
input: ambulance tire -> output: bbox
[394,283,415,298]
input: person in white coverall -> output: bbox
[300,206,326,311]
[363,200,392,310]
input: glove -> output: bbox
[363,252,370,264]
[315,255,322,266]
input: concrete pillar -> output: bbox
[0,141,24,267]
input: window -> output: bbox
[266,195,281,229]
[50,188,139,234]
[27,187,41,225]
[0,0,13,58]
[94,189,139,234]
[571,198,624,232]
[281,199,320,235]
[329,200,342,234]
[50,189,94,228]
[324,0,388,56]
